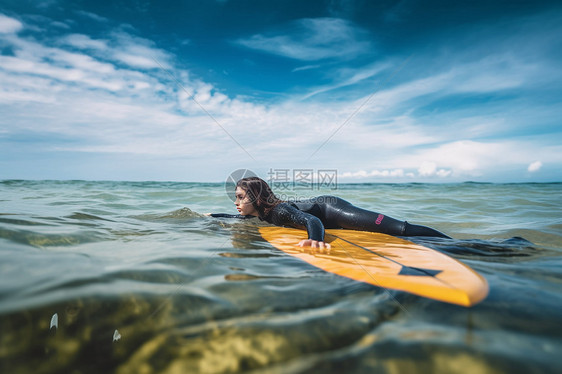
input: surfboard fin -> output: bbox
[398,266,443,277]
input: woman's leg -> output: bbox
[402,221,451,239]
[320,196,450,238]
[320,197,406,236]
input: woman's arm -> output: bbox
[206,213,254,219]
[270,204,331,249]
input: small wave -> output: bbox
[418,237,538,259]
[224,273,265,281]
[65,213,114,222]
[0,227,107,248]
[161,208,204,219]
[133,207,203,222]
[0,215,51,226]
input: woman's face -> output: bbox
[235,187,258,216]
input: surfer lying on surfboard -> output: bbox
[209,177,450,249]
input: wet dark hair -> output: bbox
[236,177,283,219]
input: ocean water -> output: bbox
[0,180,561,374]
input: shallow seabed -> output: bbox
[0,180,561,373]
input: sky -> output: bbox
[0,0,561,183]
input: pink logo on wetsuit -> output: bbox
[375,214,384,225]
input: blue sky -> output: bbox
[0,0,561,183]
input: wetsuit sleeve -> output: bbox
[269,204,325,241]
[209,213,254,219]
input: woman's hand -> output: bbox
[297,239,331,250]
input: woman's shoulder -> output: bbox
[267,201,302,218]
[270,202,295,213]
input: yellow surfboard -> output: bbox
[259,227,489,307]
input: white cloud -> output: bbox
[292,64,322,73]
[0,54,124,91]
[113,52,159,69]
[235,18,372,61]
[340,163,452,180]
[418,162,436,177]
[0,25,175,96]
[305,42,554,119]
[340,169,409,179]
[418,161,452,178]
[60,32,171,70]
[301,61,390,100]
[62,34,108,50]
[385,140,562,180]
[0,14,23,34]
[51,21,71,30]
[60,31,171,69]
[109,31,171,69]
[407,140,499,176]
[527,161,542,172]
[1,9,561,182]
[0,21,264,163]
[75,10,109,23]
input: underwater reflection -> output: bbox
[226,220,271,250]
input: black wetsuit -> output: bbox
[211,196,450,241]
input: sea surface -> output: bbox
[0,180,561,374]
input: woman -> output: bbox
[210,177,450,249]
